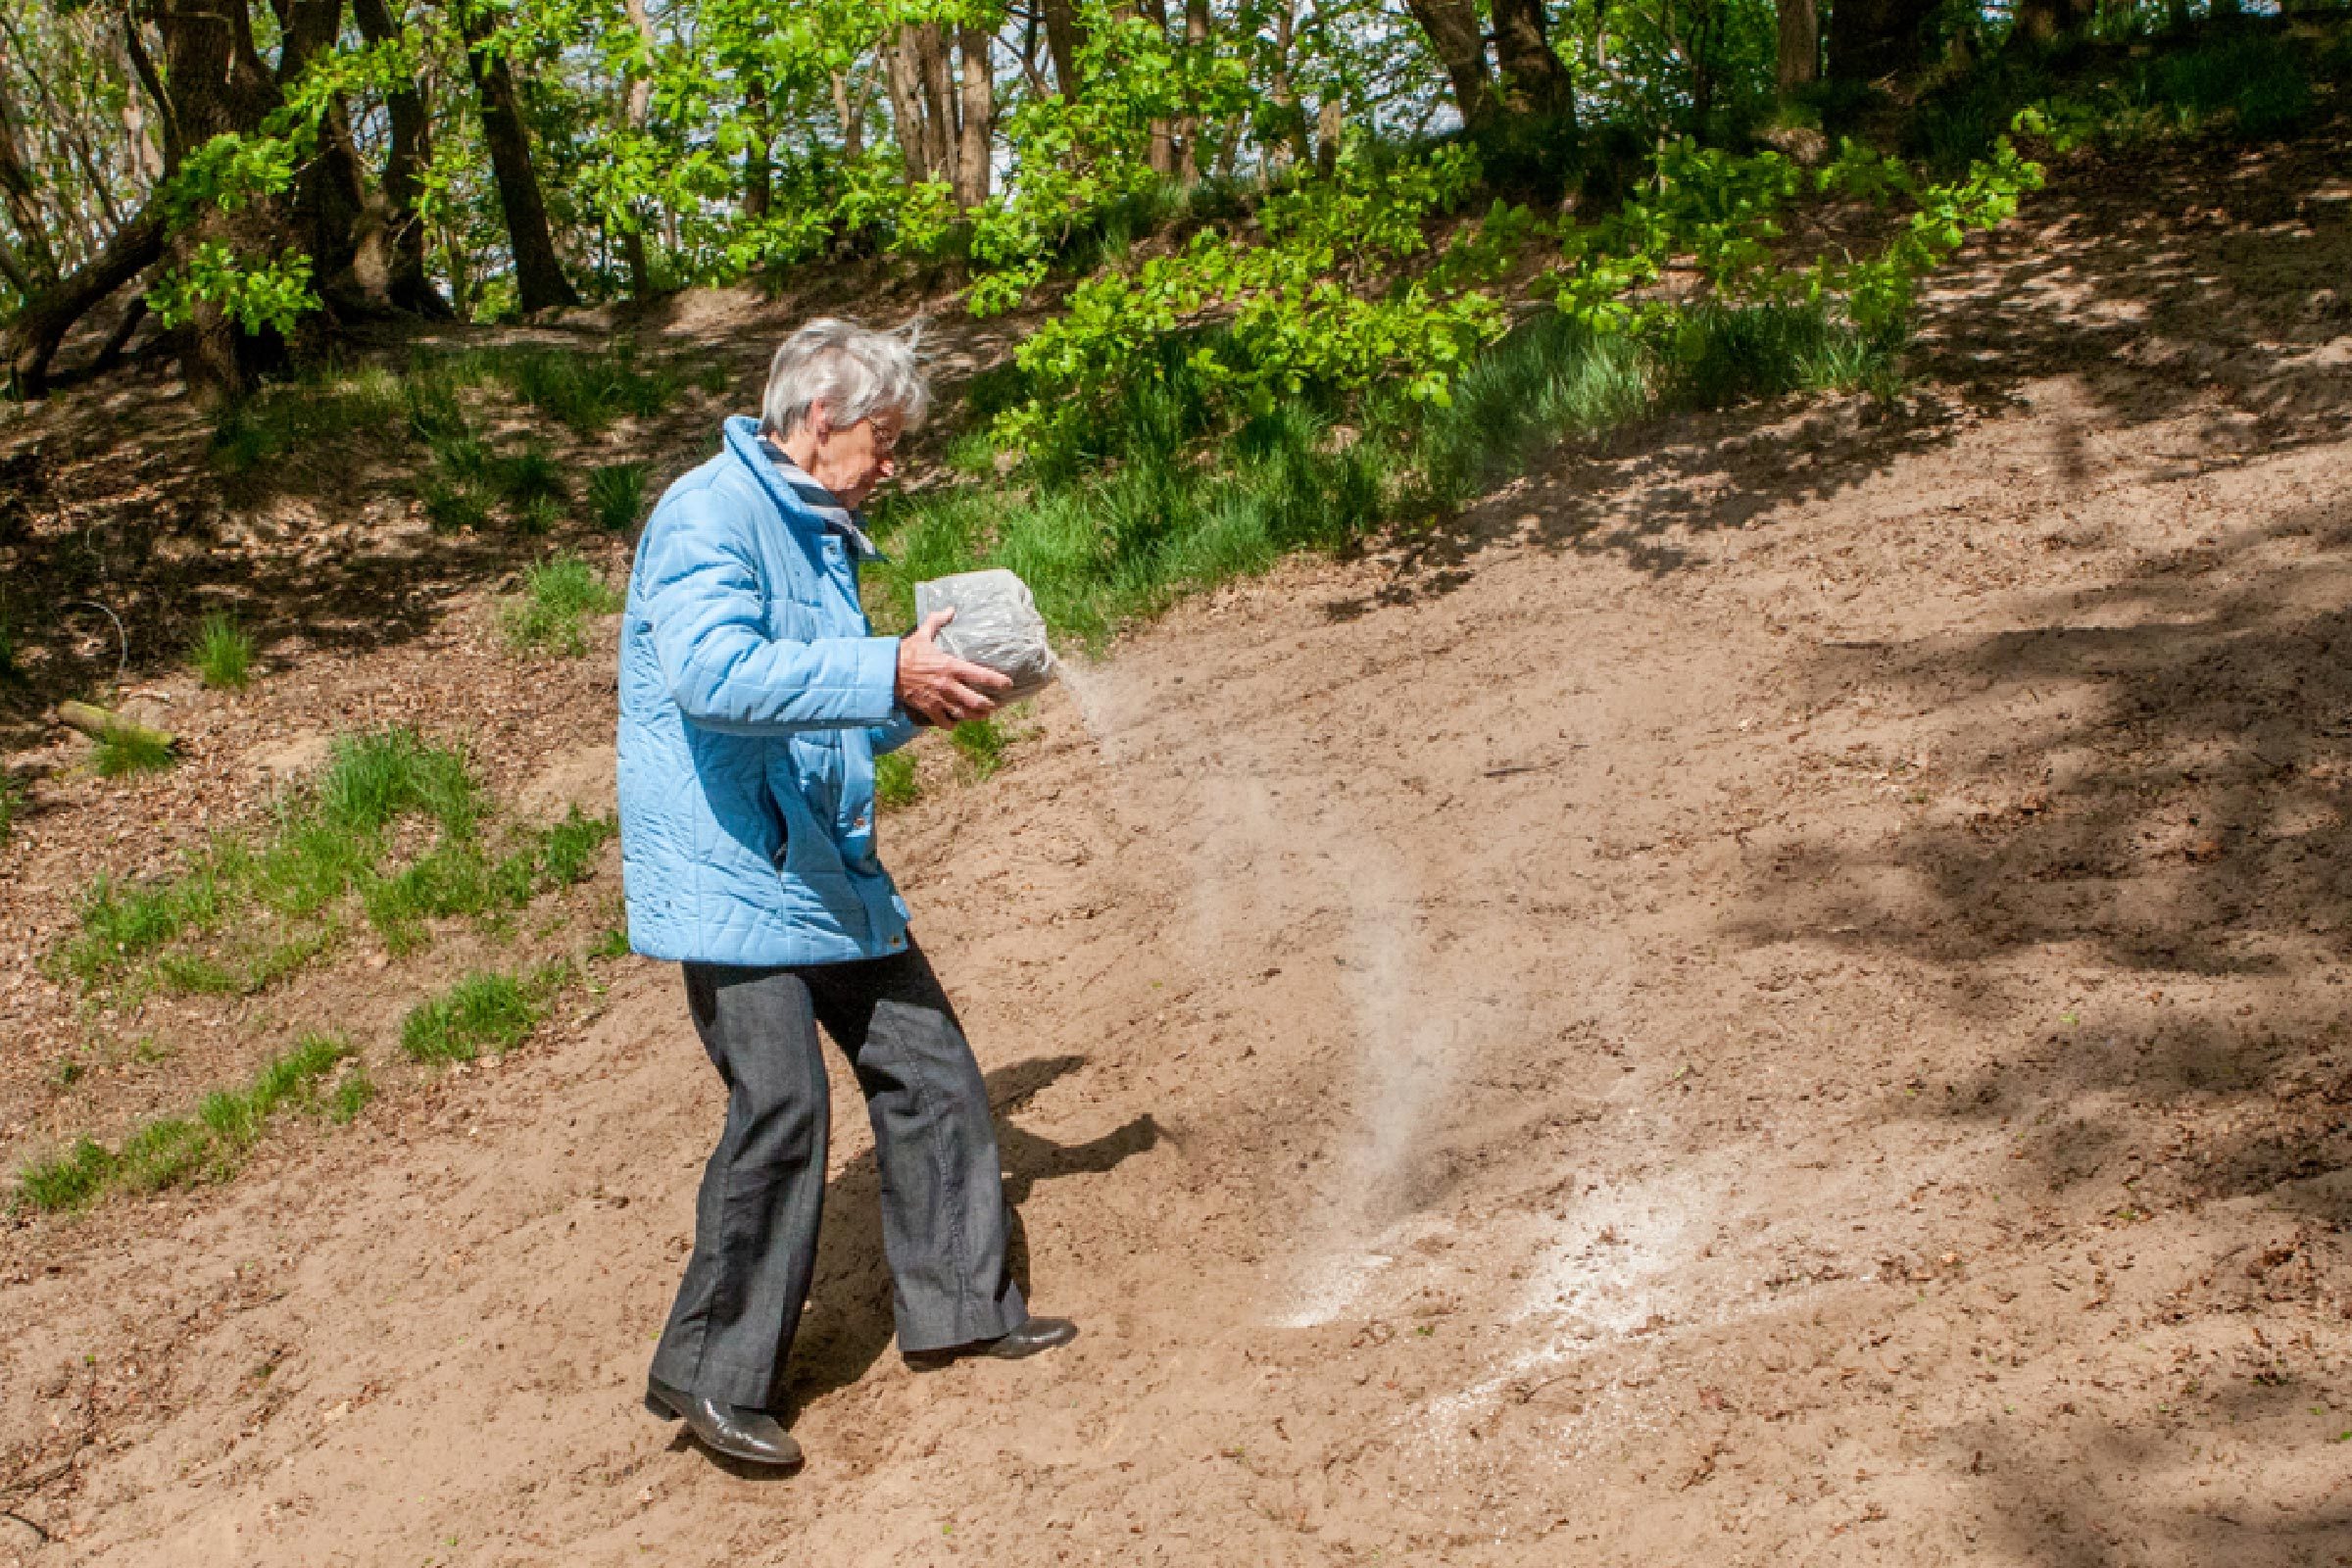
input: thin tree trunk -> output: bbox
[956,26,992,209]
[453,0,579,313]
[1268,0,1307,172]
[1176,0,1209,184]
[3,203,163,397]
[1491,0,1578,121]
[350,0,446,315]
[1040,0,1084,96]
[1777,0,1820,93]
[885,31,930,184]
[918,22,956,184]
[619,0,657,300]
[746,78,772,216]
[827,72,861,165]
[1399,0,1495,129]
[1142,0,1175,176]
[0,74,60,286]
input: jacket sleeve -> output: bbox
[868,710,921,756]
[639,488,901,735]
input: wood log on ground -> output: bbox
[55,701,176,753]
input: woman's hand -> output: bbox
[896,609,1012,726]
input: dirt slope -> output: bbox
[9,141,2352,1566]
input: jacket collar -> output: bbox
[721,416,883,562]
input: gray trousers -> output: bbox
[649,941,1026,1410]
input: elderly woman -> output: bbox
[616,318,1074,1470]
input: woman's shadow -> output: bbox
[780,1053,1159,1411]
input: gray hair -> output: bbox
[759,318,930,440]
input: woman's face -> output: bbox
[808,401,905,509]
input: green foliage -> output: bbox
[588,462,649,530]
[1913,24,2333,172]
[502,555,624,656]
[400,969,548,1063]
[503,345,678,435]
[92,724,176,778]
[13,1036,351,1212]
[192,612,257,691]
[147,244,318,337]
[1000,147,1505,454]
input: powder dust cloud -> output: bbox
[1055,654,1493,1328]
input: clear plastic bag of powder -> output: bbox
[913,568,1059,705]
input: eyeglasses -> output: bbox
[865,418,904,457]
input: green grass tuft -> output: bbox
[874,751,920,810]
[19,1138,115,1210]
[0,769,24,846]
[328,1069,375,1124]
[93,723,176,777]
[588,462,649,531]
[951,718,1010,781]
[192,612,257,691]
[502,555,623,657]
[401,970,545,1063]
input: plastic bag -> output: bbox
[914,568,1059,705]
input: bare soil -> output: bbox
[8,137,2352,1566]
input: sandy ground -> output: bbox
[8,141,2352,1565]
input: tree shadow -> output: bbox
[780,1053,1160,1410]
[1734,490,2352,1228]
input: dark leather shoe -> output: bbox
[906,1315,1079,1369]
[645,1376,803,1468]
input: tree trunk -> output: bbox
[152,0,289,401]
[826,72,860,166]
[0,74,62,286]
[1491,0,1577,122]
[3,203,164,397]
[956,26,993,209]
[1176,0,1210,183]
[885,31,930,184]
[1142,0,1175,176]
[619,0,657,300]
[1040,0,1085,96]
[1777,0,1820,93]
[1267,0,1308,173]
[453,0,579,313]
[746,79,773,216]
[1399,0,1494,130]
[918,22,957,184]
[1825,0,1932,82]
[349,0,447,316]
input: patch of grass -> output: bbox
[502,345,678,435]
[874,750,921,810]
[588,462,648,531]
[401,969,545,1063]
[588,925,632,960]
[950,718,1009,781]
[422,477,494,534]
[328,1069,375,1124]
[209,362,413,475]
[92,722,176,777]
[18,1138,114,1211]
[315,729,481,841]
[1668,301,1897,411]
[191,612,257,691]
[12,1035,349,1213]
[0,769,24,846]
[502,555,623,657]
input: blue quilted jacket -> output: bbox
[615,416,918,966]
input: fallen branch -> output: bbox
[55,700,175,754]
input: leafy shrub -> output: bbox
[502,555,624,656]
[192,612,256,691]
